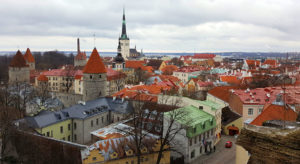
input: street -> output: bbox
[191,135,236,164]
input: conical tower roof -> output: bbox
[10,50,28,67]
[83,48,106,74]
[24,48,35,63]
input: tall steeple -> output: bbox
[121,8,128,40]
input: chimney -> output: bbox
[77,38,80,55]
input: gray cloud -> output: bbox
[0,0,300,52]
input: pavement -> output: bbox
[191,135,236,164]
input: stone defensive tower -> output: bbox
[23,48,35,70]
[82,48,107,101]
[9,50,30,84]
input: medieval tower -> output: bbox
[23,48,35,70]
[82,48,107,101]
[74,38,87,67]
[9,50,30,84]
[119,9,130,60]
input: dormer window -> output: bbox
[99,75,101,78]
[90,75,92,79]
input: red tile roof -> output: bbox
[37,74,48,81]
[233,86,300,105]
[193,53,216,59]
[125,60,145,69]
[208,86,239,103]
[75,52,87,60]
[250,104,297,126]
[245,60,260,68]
[263,59,277,67]
[43,68,82,77]
[24,48,35,63]
[161,65,178,74]
[83,48,106,74]
[10,50,28,67]
[106,68,126,81]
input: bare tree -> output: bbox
[116,94,191,164]
[63,65,75,93]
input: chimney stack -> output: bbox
[77,38,80,55]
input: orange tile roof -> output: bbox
[37,74,48,81]
[250,104,297,126]
[9,50,28,67]
[24,48,35,63]
[220,75,241,85]
[75,52,87,60]
[83,48,106,74]
[208,86,239,102]
[161,65,178,74]
[125,60,145,69]
[106,68,126,81]
[263,59,277,67]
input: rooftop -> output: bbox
[83,48,106,74]
[24,48,35,63]
[9,50,28,67]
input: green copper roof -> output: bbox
[165,105,216,138]
[195,100,221,111]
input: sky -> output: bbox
[1,0,300,52]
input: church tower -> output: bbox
[24,48,35,70]
[82,48,107,101]
[119,8,130,60]
[113,41,125,70]
[9,50,30,84]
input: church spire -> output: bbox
[121,8,128,40]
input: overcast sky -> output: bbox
[1,0,300,52]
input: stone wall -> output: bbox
[9,67,30,84]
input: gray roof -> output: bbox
[25,97,133,128]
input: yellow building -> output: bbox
[36,119,72,141]
[159,61,167,71]
[221,107,243,136]
[82,137,170,164]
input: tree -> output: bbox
[116,94,191,164]
[170,57,184,67]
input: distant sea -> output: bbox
[0,51,295,58]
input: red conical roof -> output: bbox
[83,48,106,74]
[75,52,87,60]
[37,74,48,82]
[24,48,35,63]
[10,50,28,67]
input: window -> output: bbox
[92,157,97,161]
[91,120,93,127]
[68,135,70,141]
[194,137,197,144]
[189,139,192,146]
[51,130,53,137]
[117,117,120,121]
[46,132,50,137]
[102,117,104,123]
[200,146,202,154]
[248,108,253,115]
[62,137,65,140]
[107,114,109,121]
[96,118,99,125]
[74,122,77,130]
[90,75,92,79]
[199,106,203,110]
[259,108,263,114]
[60,126,63,133]
[74,134,77,141]
[68,124,70,130]
[99,75,101,78]
[191,150,195,158]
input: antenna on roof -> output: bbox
[93,33,96,48]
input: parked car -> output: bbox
[225,141,232,148]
